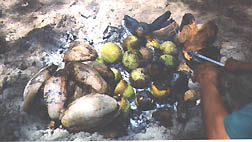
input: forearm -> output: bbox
[235,62,252,72]
[200,79,230,139]
[225,58,252,72]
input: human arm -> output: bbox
[224,57,252,72]
[195,63,230,139]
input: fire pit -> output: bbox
[1,0,252,141]
[22,11,208,140]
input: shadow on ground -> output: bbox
[10,0,66,15]
[0,25,66,141]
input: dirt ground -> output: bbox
[0,0,252,140]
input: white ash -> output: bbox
[111,62,130,82]
[121,123,171,140]
[41,49,66,69]
[128,109,156,133]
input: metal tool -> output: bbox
[187,51,224,67]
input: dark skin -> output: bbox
[195,58,252,139]
[224,58,252,73]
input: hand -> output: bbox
[192,62,218,84]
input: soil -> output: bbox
[0,0,252,140]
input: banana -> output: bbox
[66,62,108,94]
[44,69,67,120]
